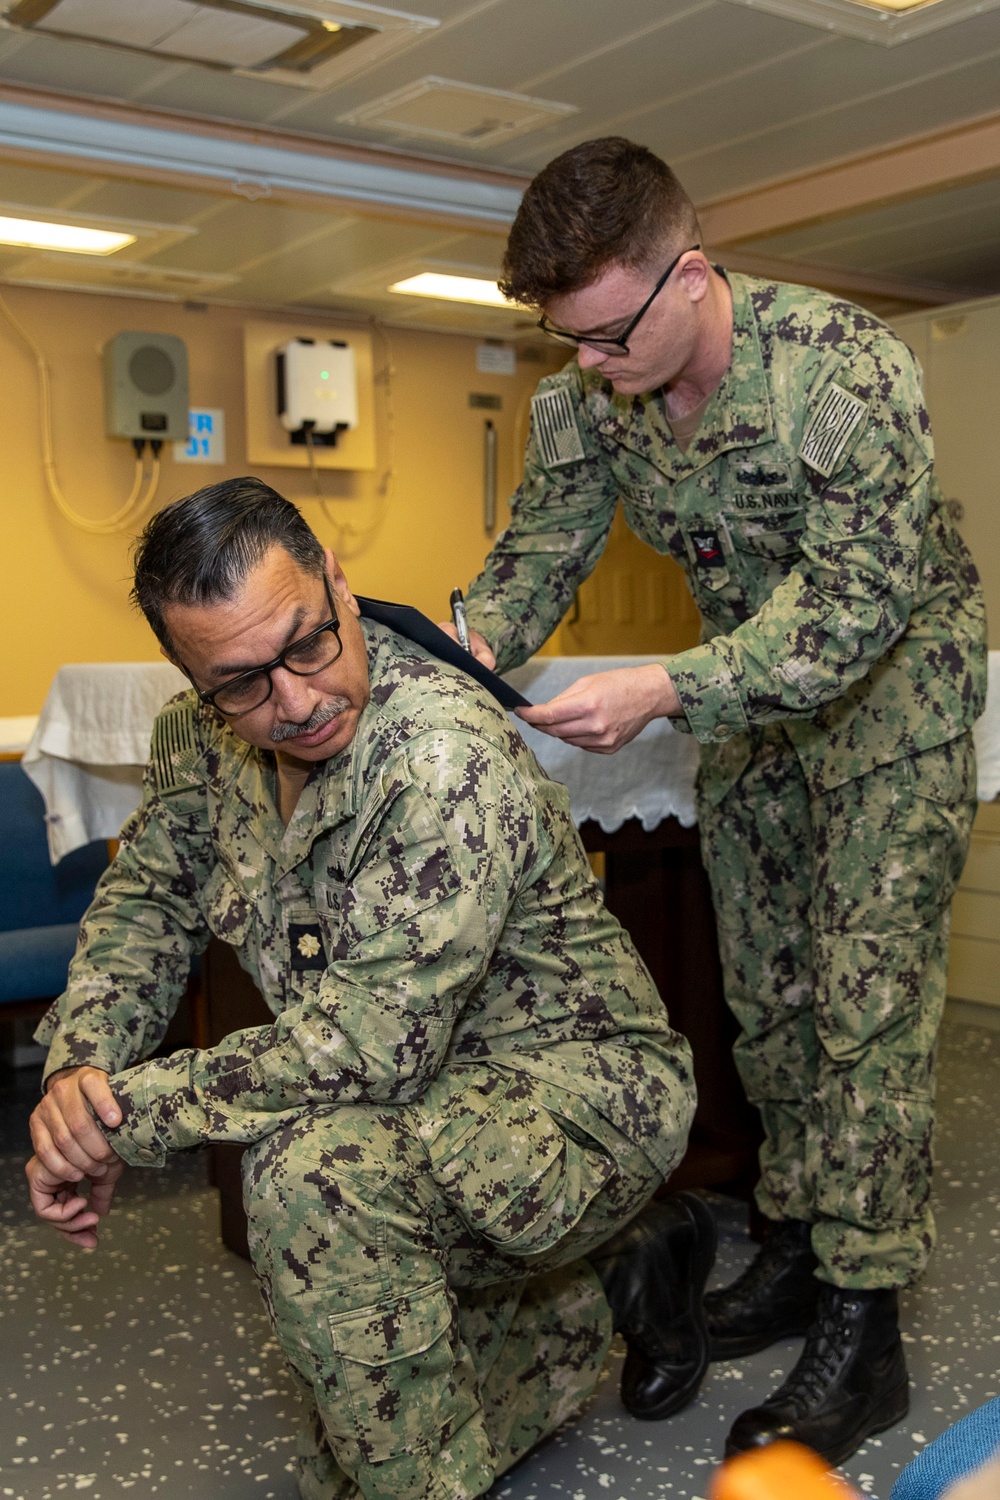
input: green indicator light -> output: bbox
[320,370,329,379]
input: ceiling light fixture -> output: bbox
[389,272,522,308]
[0,216,136,254]
[723,0,1000,44]
[845,0,942,8]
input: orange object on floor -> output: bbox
[709,1441,862,1500]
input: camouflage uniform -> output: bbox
[36,620,695,1500]
[463,272,987,1288]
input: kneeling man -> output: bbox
[26,479,712,1500]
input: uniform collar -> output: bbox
[591,270,774,478]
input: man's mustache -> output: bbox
[270,696,351,743]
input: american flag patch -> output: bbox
[531,387,586,468]
[799,382,868,478]
[151,703,200,796]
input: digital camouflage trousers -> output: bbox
[242,1067,661,1500]
[698,726,978,1289]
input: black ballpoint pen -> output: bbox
[450,588,472,652]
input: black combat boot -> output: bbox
[589,1192,717,1421]
[724,1285,910,1465]
[705,1218,820,1359]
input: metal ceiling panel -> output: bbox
[691,40,1000,200]
[117,54,313,120]
[139,198,337,272]
[67,177,221,223]
[0,29,177,95]
[737,178,1000,262]
[0,157,104,205]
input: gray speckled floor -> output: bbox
[2,1016,997,1500]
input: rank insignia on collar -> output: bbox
[289,923,326,972]
[799,381,868,478]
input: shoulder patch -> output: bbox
[798,381,869,478]
[151,702,201,797]
[531,387,586,468]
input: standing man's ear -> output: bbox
[677,251,711,305]
[324,546,361,618]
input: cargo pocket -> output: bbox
[874,738,978,932]
[812,1073,933,1228]
[327,1279,454,1463]
[422,1076,614,1256]
[871,1085,934,1225]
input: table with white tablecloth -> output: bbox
[19,653,1000,865]
[21,662,187,862]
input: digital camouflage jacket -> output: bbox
[463,273,987,801]
[36,621,694,1178]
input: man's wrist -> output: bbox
[651,664,682,718]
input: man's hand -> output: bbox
[27,1066,125,1249]
[30,1066,122,1182]
[516,664,681,753]
[436,621,497,670]
[26,1151,124,1250]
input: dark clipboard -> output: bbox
[356,595,529,711]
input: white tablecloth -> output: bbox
[22,663,187,862]
[976,652,1000,802]
[18,651,1000,863]
[506,657,701,832]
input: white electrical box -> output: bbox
[277,339,358,445]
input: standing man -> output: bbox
[450,137,986,1465]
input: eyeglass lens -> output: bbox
[212,626,342,715]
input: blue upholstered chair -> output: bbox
[891,1397,1000,1499]
[0,761,109,1009]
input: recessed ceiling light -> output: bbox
[0,216,135,254]
[846,0,941,8]
[389,272,522,308]
[722,0,1000,44]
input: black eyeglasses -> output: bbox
[186,577,343,717]
[538,245,701,355]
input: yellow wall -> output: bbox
[0,283,562,715]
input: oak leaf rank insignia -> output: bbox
[289,923,326,972]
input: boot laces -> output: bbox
[773,1303,855,1414]
[719,1232,804,1302]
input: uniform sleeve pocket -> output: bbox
[201,864,253,946]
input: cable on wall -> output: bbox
[0,290,161,535]
[318,319,396,562]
